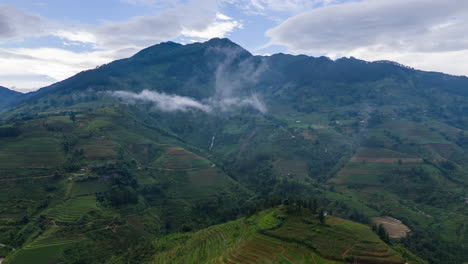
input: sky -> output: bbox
[0,0,467,92]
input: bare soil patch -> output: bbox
[371,216,411,239]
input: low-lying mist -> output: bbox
[110,89,266,113]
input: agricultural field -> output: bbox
[149,207,422,264]
[4,244,73,264]
[371,217,411,239]
[46,195,100,224]
[350,148,422,163]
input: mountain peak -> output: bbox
[131,41,183,59]
[205,38,237,47]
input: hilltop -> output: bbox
[147,206,425,264]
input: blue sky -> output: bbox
[1,0,467,92]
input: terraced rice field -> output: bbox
[81,137,117,159]
[265,216,405,264]
[150,208,408,264]
[46,195,98,223]
[217,234,341,264]
[3,244,71,264]
[0,137,64,169]
[152,222,245,264]
[350,148,422,163]
[154,147,211,170]
[150,207,412,264]
[24,227,82,249]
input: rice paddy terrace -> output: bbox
[149,207,421,264]
[3,194,114,264]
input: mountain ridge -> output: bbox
[5,38,468,112]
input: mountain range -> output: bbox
[0,38,466,264]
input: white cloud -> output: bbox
[111,89,267,113]
[54,30,97,44]
[347,48,468,77]
[181,13,242,39]
[79,0,241,50]
[0,47,125,91]
[0,78,52,93]
[266,0,468,76]
[49,1,241,50]
[112,90,212,112]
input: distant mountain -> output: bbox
[0,86,22,110]
[0,39,466,264]
[10,38,468,124]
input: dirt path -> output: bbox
[342,242,357,260]
[239,129,257,154]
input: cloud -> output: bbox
[0,75,54,93]
[0,5,45,41]
[120,0,158,5]
[266,0,468,76]
[210,95,267,113]
[54,30,98,44]
[181,13,242,39]
[111,90,212,112]
[224,0,335,15]
[120,0,179,7]
[55,0,241,50]
[110,89,267,113]
[205,44,268,113]
[0,47,123,91]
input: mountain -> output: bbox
[0,86,23,110]
[0,38,467,264]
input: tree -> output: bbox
[377,224,390,243]
[319,209,326,224]
[69,112,76,123]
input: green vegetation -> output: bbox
[147,206,423,264]
[0,38,466,263]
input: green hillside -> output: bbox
[148,206,425,264]
[0,106,249,264]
